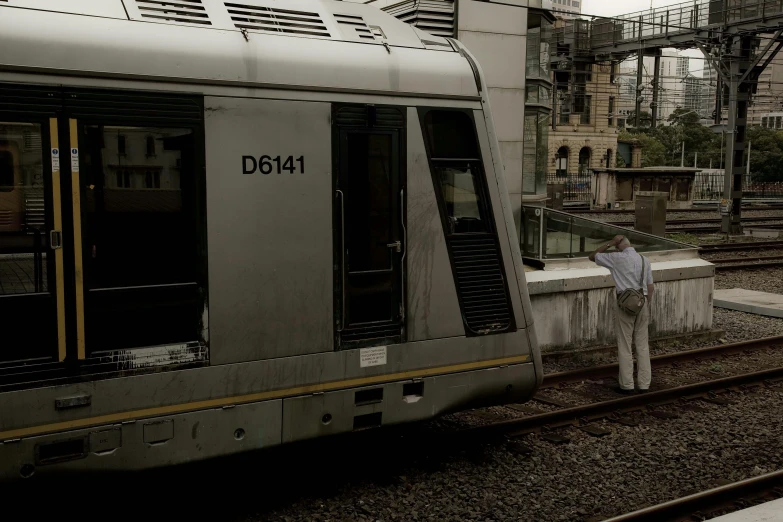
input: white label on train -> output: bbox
[71,148,79,172]
[51,148,59,171]
[360,346,387,368]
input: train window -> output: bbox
[0,150,13,191]
[0,123,47,296]
[146,136,156,157]
[421,110,489,235]
[79,123,202,351]
[81,125,192,287]
[422,111,479,159]
[418,109,513,335]
[435,162,487,234]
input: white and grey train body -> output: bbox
[0,0,541,479]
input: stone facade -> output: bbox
[549,62,619,180]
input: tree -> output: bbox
[618,131,666,167]
[746,126,783,182]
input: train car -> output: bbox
[0,0,542,480]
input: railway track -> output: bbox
[569,205,783,215]
[699,240,783,252]
[604,469,783,522]
[457,336,783,440]
[710,254,783,270]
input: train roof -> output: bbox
[0,0,481,100]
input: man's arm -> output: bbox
[589,235,624,263]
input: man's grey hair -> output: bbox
[619,238,631,248]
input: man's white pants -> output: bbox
[616,303,651,390]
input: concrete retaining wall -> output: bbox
[526,256,714,351]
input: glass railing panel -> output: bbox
[521,206,542,258]
[543,210,573,259]
[524,206,693,260]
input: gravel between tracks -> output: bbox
[716,265,783,294]
[254,386,783,522]
[577,209,783,223]
[701,248,783,260]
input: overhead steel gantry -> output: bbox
[556,0,783,233]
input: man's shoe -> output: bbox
[638,388,650,394]
[612,386,635,396]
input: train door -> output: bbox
[334,105,405,348]
[66,91,207,360]
[0,113,66,367]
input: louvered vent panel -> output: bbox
[63,89,203,126]
[334,13,375,40]
[334,106,404,128]
[226,2,330,37]
[449,235,511,334]
[0,84,61,117]
[384,0,454,38]
[135,0,212,25]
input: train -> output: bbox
[0,0,541,480]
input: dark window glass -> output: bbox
[421,111,489,234]
[608,97,615,126]
[82,125,192,287]
[118,135,126,155]
[423,111,478,158]
[0,123,47,296]
[146,136,155,157]
[0,150,13,192]
[435,163,487,234]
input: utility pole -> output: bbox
[694,151,698,168]
[651,51,661,128]
[699,29,783,234]
[681,141,685,167]
[635,51,644,128]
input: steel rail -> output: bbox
[460,366,783,438]
[714,260,783,270]
[699,240,783,252]
[541,336,783,388]
[603,469,783,522]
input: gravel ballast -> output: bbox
[250,386,783,522]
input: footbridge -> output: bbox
[557,0,783,233]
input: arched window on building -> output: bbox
[578,147,591,176]
[555,146,569,177]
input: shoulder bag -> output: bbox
[617,255,647,316]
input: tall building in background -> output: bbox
[551,0,581,18]
[616,50,704,125]
[618,49,714,125]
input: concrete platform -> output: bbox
[525,252,714,351]
[713,288,783,319]
[707,497,783,521]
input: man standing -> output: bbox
[589,235,654,394]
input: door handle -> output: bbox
[50,230,62,250]
[387,241,401,253]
